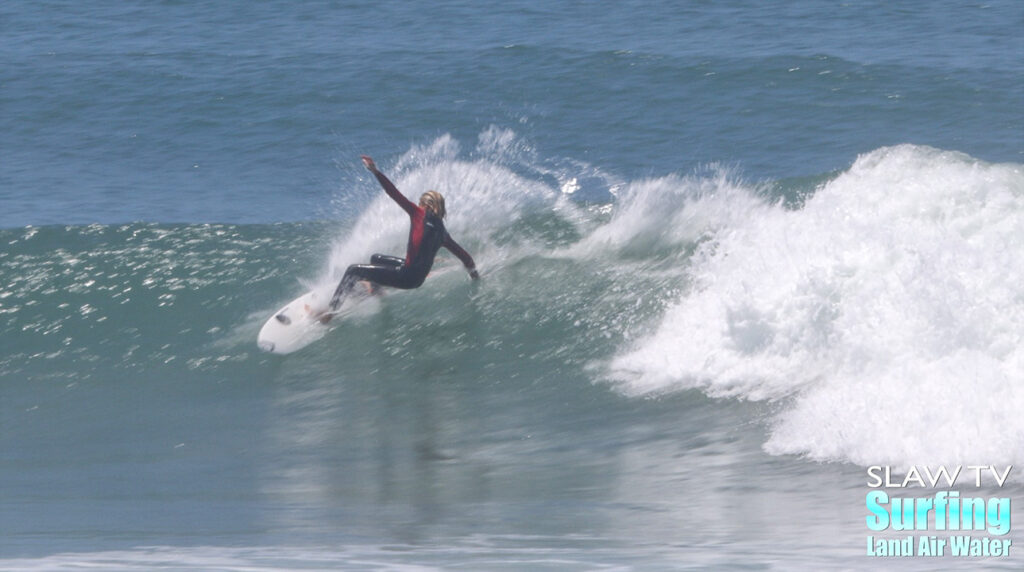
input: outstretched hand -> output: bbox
[469,268,480,280]
[361,155,377,173]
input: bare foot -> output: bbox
[307,304,333,324]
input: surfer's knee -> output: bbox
[409,274,427,289]
[343,264,369,282]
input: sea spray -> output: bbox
[565,164,769,263]
[321,130,586,292]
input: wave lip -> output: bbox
[609,145,1024,466]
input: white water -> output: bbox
[608,145,1024,466]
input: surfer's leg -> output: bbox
[330,264,404,310]
[370,254,405,268]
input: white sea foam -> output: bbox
[608,145,1024,466]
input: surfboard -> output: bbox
[257,285,373,355]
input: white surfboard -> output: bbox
[257,286,373,355]
[257,265,462,354]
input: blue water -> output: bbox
[4,1,1021,227]
[2,1,1023,570]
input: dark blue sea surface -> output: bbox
[2,1,1022,569]
[3,0,1021,227]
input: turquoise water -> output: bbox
[2,1,1023,569]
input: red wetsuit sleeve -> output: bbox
[372,170,418,216]
[443,234,476,270]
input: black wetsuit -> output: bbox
[330,170,476,310]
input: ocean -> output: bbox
[2,1,1022,570]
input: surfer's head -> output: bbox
[419,191,446,219]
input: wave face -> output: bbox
[0,222,324,380]
[3,137,1022,472]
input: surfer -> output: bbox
[325,155,479,318]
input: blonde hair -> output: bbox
[419,191,446,219]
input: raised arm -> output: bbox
[443,234,480,279]
[361,155,417,216]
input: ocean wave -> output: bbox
[5,135,1020,469]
